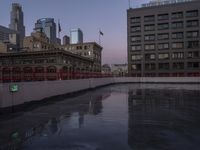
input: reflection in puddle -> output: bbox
[0,84,200,150]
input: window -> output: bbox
[172,12,183,19]
[173,62,184,69]
[187,51,199,58]
[158,23,169,30]
[159,63,170,70]
[188,62,199,68]
[47,58,56,63]
[186,10,198,18]
[158,14,169,20]
[131,45,141,51]
[144,15,155,22]
[144,34,155,41]
[172,32,184,39]
[131,54,142,61]
[35,59,44,64]
[131,17,141,23]
[187,20,199,27]
[132,64,141,70]
[131,36,141,42]
[158,43,169,50]
[187,31,199,38]
[131,26,141,32]
[145,63,156,70]
[144,24,155,31]
[172,42,184,49]
[187,41,199,49]
[23,60,32,64]
[145,44,155,50]
[33,43,39,48]
[157,33,169,40]
[172,21,183,29]
[172,52,184,59]
[158,53,169,60]
[145,53,156,60]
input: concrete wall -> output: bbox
[0,77,200,108]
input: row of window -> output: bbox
[130,10,198,23]
[131,20,199,32]
[131,31,199,42]
[131,41,199,51]
[131,51,199,61]
[131,62,199,70]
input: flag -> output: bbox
[99,30,104,36]
[58,20,61,33]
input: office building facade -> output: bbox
[63,35,70,45]
[70,28,83,44]
[127,0,200,77]
[35,18,57,44]
[9,3,25,48]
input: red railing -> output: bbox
[0,70,113,83]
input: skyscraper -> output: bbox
[9,3,25,48]
[70,28,83,44]
[35,18,57,43]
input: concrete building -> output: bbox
[0,25,19,45]
[63,35,70,45]
[102,64,111,74]
[127,0,200,77]
[70,28,83,44]
[35,18,57,44]
[61,42,102,72]
[111,64,128,77]
[9,3,25,48]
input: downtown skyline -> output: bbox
[0,0,149,64]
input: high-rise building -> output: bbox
[35,18,57,44]
[0,25,19,44]
[70,28,83,44]
[9,3,25,48]
[127,0,200,77]
[63,35,70,45]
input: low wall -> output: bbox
[0,77,200,109]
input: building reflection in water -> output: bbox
[128,88,200,150]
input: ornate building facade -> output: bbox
[0,31,101,82]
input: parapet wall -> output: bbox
[0,77,200,109]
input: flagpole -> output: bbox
[99,29,101,45]
[128,0,130,8]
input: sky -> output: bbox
[0,0,149,64]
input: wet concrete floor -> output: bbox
[0,83,200,150]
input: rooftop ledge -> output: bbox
[130,0,196,9]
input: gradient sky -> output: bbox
[0,0,149,64]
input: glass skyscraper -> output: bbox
[9,3,25,48]
[35,18,57,43]
[70,28,83,44]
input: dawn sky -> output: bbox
[0,0,150,64]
